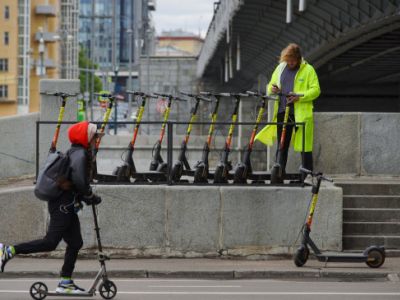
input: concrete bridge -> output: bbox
[198,0,400,112]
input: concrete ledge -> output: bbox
[0,184,342,257]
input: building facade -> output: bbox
[0,0,79,117]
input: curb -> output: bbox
[0,270,396,281]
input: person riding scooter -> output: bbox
[0,121,102,294]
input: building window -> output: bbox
[0,58,8,71]
[4,32,9,45]
[0,85,8,98]
[4,6,10,19]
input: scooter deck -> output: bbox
[316,252,367,263]
[44,291,94,297]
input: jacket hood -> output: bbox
[68,121,89,148]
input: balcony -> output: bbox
[34,31,57,42]
[35,5,56,16]
[148,0,156,11]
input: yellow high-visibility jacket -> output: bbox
[255,60,320,152]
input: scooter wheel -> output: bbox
[99,280,117,300]
[171,163,182,182]
[30,282,48,300]
[233,166,246,184]
[194,166,206,183]
[294,246,309,267]
[214,165,226,183]
[270,165,283,184]
[366,248,385,268]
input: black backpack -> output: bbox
[34,150,72,201]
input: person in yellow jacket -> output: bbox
[255,43,320,178]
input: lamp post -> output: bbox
[114,65,119,135]
[127,28,133,123]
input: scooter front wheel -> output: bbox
[294,246,309,267]
[99,279,117,300]
[30,282,48,300]
[366,248,385,268]
[194,165,207,183]
[214,165,226,183]
[171,162,183,182]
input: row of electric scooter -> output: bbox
[91,90,303,184]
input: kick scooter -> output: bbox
[294,167,385,268]
[233,91,276,183]
[149,93,185,175]
[192,92,224,183]
[213,93,249,183]
[270,92,303,184]
[29,201,117,300]
[170,92,211,182]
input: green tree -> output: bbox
[79,48,103,93]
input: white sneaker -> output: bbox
[56,280,85,294]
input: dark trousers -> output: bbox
[14,194,83,278]
[276,112,313,174]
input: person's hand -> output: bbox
[271,84,280,94]
[287,92,300,104]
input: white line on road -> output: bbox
[148,285,242,288]
[0,290,400,296]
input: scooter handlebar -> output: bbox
[94,93,115,100]
[274,92,304,97]
[180,92,212,102]
[41,92,78,98]
[126,90,158,98]
[299,167,334,182]
[153,93,186,101]
[246,91,278,100]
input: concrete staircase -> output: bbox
[336,182,400,255]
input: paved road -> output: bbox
[1,278,400,300]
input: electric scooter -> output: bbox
[294,167,385,268]
[41,92,78,153]
[213,93,249,183]
[170,92,211,182]
[270,92,304,184]
[233,91,276,183]
[90,93,115,182]
[149,93,185,175]
[193,92,224,183]
[113,91,159,182]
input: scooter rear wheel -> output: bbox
[366,249,385,268]
[99,280,117,300]
[294,246,309,267]
[30,282,48,300]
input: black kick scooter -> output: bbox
[193,92,224,183]
[233,91,276,183]
[149,93,185,175]
[270,92,303,184]
[294,167,385,268]
[214,93,249,183]
[170,92,211,182]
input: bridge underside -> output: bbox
[199,0,400,112]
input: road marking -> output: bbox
[0,290,400,296]
[148,285,242,288]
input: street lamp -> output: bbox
[127,28,133,123]
[114,65,119,135]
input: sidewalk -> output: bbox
[1,257,400,282]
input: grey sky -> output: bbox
[153,0,216,37]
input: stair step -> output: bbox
[336,183,400,195]
[343,235,400,249]
[343,208,400,222]
[343,195,400,209]
[343,221,400,235]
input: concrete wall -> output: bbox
[0,113,39,178]
[0,184,342,257]
[271,112,400,176]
